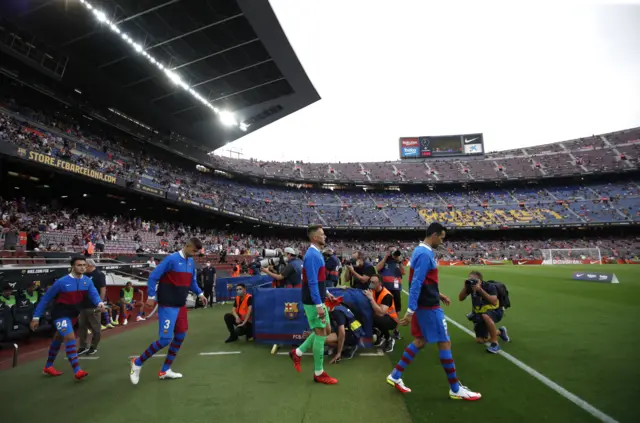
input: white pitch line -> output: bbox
[128,354,166,358]
[277,352,312,356]
[276,351,385,357]
[78,356,100,360]
[402,289,618,423]
[359,350,385,357]
[199,351,242,356]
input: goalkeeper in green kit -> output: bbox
[289,224,338,384]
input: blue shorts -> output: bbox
[157,306,188,340]
[124,303,134,311]
[410,308,450,343]
[53,317,74,337]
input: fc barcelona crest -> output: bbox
[284,302,299,320]
[227,284,233,291]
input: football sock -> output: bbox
[161,332,185,372]
[439,349,460,393]
[391,343,420,379]
[296,333,316,356]
[102,311,110,324]
[65,339,81,373]
[46,338,62,368]
[135,338,171,366]
[313,335,326,376]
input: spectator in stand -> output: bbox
[147,257,157,268]
[83,238,95,257]
[3,226,19,250]
[95,232,106,253]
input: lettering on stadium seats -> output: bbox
[26,151,117,184]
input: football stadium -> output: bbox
[0,1,639,423]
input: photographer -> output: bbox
[249,257,261,276]
[347,251,376,290]
[262,247,302,288]
[458,271,510,354]
[375,246,405,313]
[323,249,340,288]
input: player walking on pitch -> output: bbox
[130,238,208,384]
[386,223,481,400]
[289,224,338,384]
[30,257,105,380]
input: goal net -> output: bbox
[540,248,602,265]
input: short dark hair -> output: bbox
[307,224,323,239]
[188,237,203,250]
[70,256,86,266]
[237,283,246,289]
[426,222,446,237]
[369,274,380,282]
[469,270,483,280]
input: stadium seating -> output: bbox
[1,99,640,235]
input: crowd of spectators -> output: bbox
[2,104,640,230]
[2,197,639,261]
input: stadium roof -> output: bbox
[0,0,319,149]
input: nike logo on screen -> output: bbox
[464,137,479,144]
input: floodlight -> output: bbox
[219,110,237,126]
[94,10,108,23]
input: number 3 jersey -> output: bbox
[33,274,102,320]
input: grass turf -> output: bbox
[0,264,638,423]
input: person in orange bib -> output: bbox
[223,284,253,342]
[364,274,398,353]
[231,260,241,277]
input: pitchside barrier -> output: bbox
[252,287,374,348]
[214,275,273,303]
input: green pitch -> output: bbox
[1,265,638,423]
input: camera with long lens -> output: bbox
[259,248,287,269]
[465,279,479,294]
[262,249,281,258]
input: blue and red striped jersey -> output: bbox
[408,243,440,311]
[148,251,202,307]
[302,245,326,305]
[34,274,101,319]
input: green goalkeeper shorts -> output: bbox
[303,304,329,329]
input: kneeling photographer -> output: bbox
[458,271,510,354]
[325,298,365,363]
[261,247,302,288]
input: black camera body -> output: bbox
[465,278,479,294]
[348,258,358,266]
[391,250,402,258]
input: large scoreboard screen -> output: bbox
[399,133,484,159]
